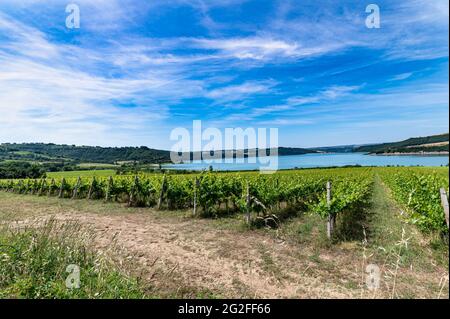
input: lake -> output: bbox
[164,153,449,171]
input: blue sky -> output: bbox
[0,0,448,149]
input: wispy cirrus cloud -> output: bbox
[0,11,205,146]
[388,73,414,81]
[0,0,448,148]
[190,37,314,60]
[257,83,449,129]
[206,80,277,103]
[216,85,363,126]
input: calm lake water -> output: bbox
[164,153,449,171]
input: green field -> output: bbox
[77,163,119,168]
[46,170,117,178]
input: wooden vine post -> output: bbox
[193,177,199,216]
[58,178,66,198]
[38,179,46,196]
[31,179,37,195]
[87,177,96,200]
[72,177,81,199]
[276,178,280,210]
[105,176,113,201]
[440,188,449,229]
[245,181,251,225]
[326,181,335,239]
[157,175,167,210]
[32,180,37,195]
[48,179,55,197]
[129,176,139,206]
[17,180,23,194]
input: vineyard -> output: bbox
[378,167,449,233]
[0,166,449,299]
[0,167,448,235]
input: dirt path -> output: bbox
[363,175,449,299]
[0,193,361,299]
[56,212,361,298]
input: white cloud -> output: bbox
[388,73,413,81]
[0,12,209,146]
[206,80,276,102]
[192,37,300,60]
[321,86,362,99]
[221,85,362,124]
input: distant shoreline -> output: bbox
[371,151,449,156]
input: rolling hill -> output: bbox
[354,133,449,154]
[0,143,171,164]
[0,143,316,165]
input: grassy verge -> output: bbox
[369,175,449,268]
[0,218,150,299]
[271,175,449,298]
[361,176,448,298]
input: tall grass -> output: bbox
[0,219,149,299]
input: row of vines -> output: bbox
[0,168,374,228]
[379,167,449,233]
